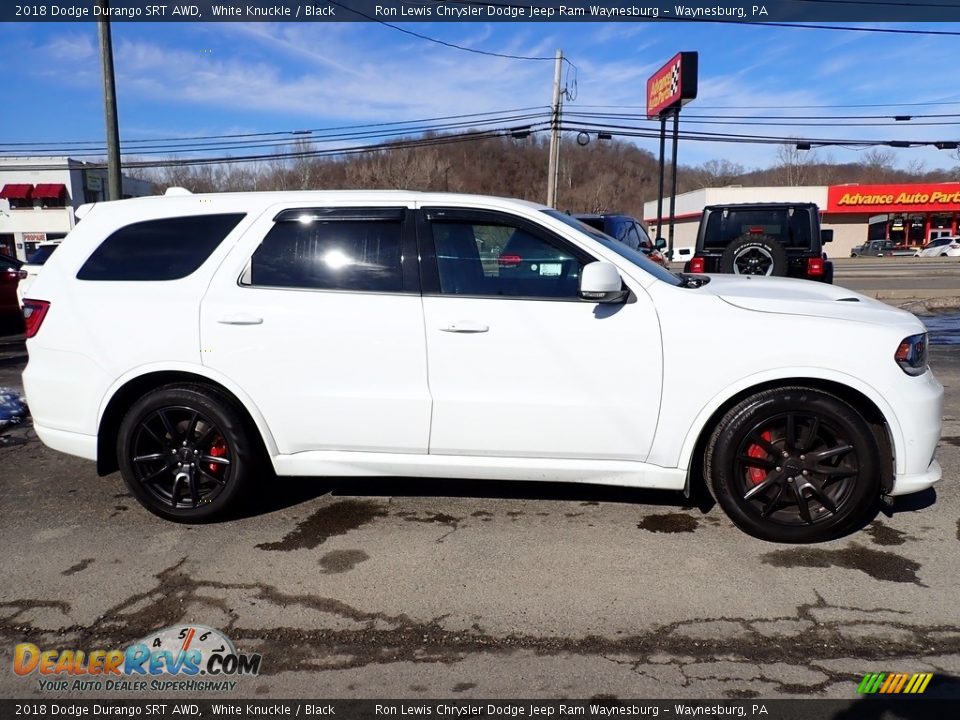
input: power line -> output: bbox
[563,121,960,148]
[573,99,960,110]
[327,0,567,61]
[567,109,960,120]
[0,107,550,149]
[0,125,550,172]
[0,113,551,158]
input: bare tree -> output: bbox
[689,158,745,188]
[775,142,818,186]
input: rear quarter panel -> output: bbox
[23,197,262,435]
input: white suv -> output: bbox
[22,190,943,542]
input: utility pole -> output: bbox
[546,49,563,208]
[97,1,122,201]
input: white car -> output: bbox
[669,245,695,263]
[16,240,61,306]
[916,236,960,257]
[21,190,943,542]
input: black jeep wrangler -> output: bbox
[684,202,834,283]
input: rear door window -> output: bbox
[244,208,406,292]
[78,214,245,281]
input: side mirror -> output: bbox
[821,229,834,244]
[655,237,667,250]
[579,262,628,303]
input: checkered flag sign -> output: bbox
[646,51,697,118]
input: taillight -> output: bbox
[22,300,50,339]
[690,257,706,273]
[807,257,824,277]
[498,254,522,268]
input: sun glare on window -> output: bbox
[323,249,353,269]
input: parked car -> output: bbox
[16,240,61,306]
[669,245,695,264]
[915,236,960,258]
[22,190,942,542]
[573,213,667,266]
[0,254,26,335]
[850,239,917,257]
[684,203,834,283]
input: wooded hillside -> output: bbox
[135,134,960,219]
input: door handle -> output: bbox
[440,321,489,333]
[217,314,263,325]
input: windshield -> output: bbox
[543,210,682,287]
[27,244,59,265]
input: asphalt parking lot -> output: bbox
[1,262,959,701]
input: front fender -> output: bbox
[672,367,903,475]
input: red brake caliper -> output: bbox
[745,430,772,485]
[208,436,228,474]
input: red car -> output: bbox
[0,254,26,335]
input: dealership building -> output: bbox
[0,157,153,261]
[643,182,960,257]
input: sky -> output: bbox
[1,19,959,173]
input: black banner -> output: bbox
[4,0,960,23]
[2,699,960,720]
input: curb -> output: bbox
[892,297,960,314]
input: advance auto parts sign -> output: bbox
[646,52,698,119]
[827,183,960,213]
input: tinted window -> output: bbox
[607,218,639,250]
[27,244,59,266]
[78,214,245,281]
[703,208,813,250]
[431,220,586,299]
[248,216,403,292]
[542,210,683,287]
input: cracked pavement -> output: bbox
[1,347,958,700]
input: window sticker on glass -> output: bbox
[539,263,562,276]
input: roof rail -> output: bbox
[75,202,95,220]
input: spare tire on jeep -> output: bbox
[719,235,789,276]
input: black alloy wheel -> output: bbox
[118,384,258,522]
[130,406,231,509]
[706,387,880,542]
[719,235,789,277]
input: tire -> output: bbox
[719,235,788,276]
[705,387,880,543]
[117,384,259,522]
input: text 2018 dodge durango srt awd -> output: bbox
[22,191,943,542]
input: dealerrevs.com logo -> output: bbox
[13,625,261,693]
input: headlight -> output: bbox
[895,333,928,376]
